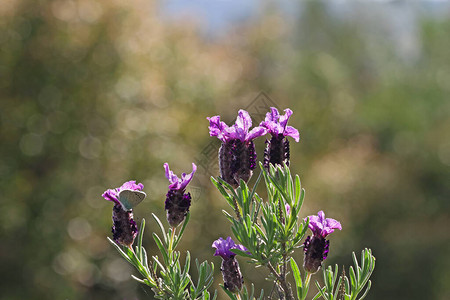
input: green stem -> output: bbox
[169,226,176,253]
[301,273,312,300]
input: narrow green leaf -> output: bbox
[357,280,372,300]
[258,289,264,300]
[349,266,356,292]
[315,281,329,300]
[107,237,132,264]
[294,175,301,205]
[152,213,167,246]
[152,233,169,265]
[220,285,238,300]
[297,188,305,213]
[211,177,235,208]
[312,291,323,300]
[136,219,145,260]
[352,251,360,277]
[290,258,303,300]
[141,247,149,270]
[249,170,263,201]
[216,176,239,199]
[173,212,190,249]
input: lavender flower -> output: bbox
[303,211,342,273]
[164,163,197,227]
[259,107,299,169]
[208,110,267,188]
[102,181,144,247]
[212,237,247,293]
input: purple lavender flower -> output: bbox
[259,107,299,169]
[212,237,247,293]
[102,181,144,247]
[164,163,197,227]
[303,211,342,273]
[212,236,248,259]
[208,110,267,188]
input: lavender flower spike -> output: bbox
[212,237,246,293]
[164,163,197,227]
[208,109,267,188]
[102,181,144,247]
[260,107,299,169]
[303,211,342,273]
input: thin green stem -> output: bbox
[300,273,312,300]
[169,226,176,253]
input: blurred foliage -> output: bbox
[0,0,449,299]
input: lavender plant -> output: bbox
[207,108,376,300]
[103,165,216,300]
[101,106,375,300]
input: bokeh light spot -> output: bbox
[78,136,102,159]
[67,217,92,240]
[20,133,44,156]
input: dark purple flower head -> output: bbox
[164,163,197,227]
[260,107,300,142]
[102,181,144,247]
[213,237,246,293]
[102,180,144,205]
[208,109,267,143]
[303,211,342,273]
[212,236,248,259]
[306,210,342,237]
[208,110,265,187]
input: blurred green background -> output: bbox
[1,0,449,299]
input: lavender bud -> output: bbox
[165,189,191,227]
[303,235,330,274]
[219,139,257,188]
[102,181,144,247]
[263,134,290,169]
[212,237,248,293]
[303,211,342,273]
[164,163,196,227]
[112,203,138,247]
[221,256,244,293]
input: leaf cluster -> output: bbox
[108,214,216,300]
[313,249,376,300]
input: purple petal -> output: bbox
[118,181,144,192]
[102,180,144,205]
[323,218,342,235]
[102,189,120,204]
[259,120,282,136]
[265,107,280,122]
[285,204,291,215]
[278,109,293,128]
[164,163,196,191]
[235,110,252,133]
[164,163,179,189]
[212,236,248,259]
[284,126,300,142]
[232,110,253,141]
[179,163,197,190]
[306,211,342,237]
[207,116,229,142]
[260,107,299,142]
[317,211,326,223]
[247,126,267,141]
